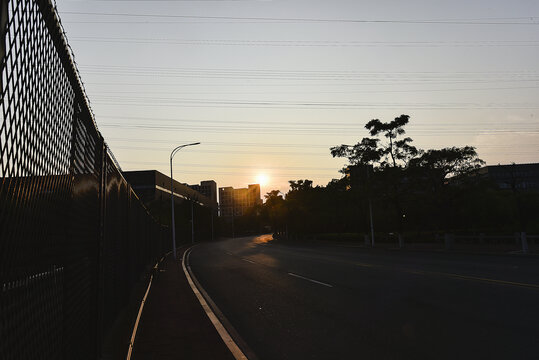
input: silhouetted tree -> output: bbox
[331,115,421,243]
[289,179,314,191]
[330,138,382,166]
[330,116,421,170]
[364,114,420,168]
[263,190,287,233]
[408,146,485,232]
[409,146,485,189]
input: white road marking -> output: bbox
[288,272,333,288]
[242,258,257,264]
[183,249,248,360]
[225,251,234,256]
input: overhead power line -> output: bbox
[77,65,539,79]
[60,11,539,25]
[96,115,537,128]
[111,145,538,157]
[91,97,539,110]
[105,137,539,151]
[99,123,539,136]
[81,85,539,95]
[70,37,539,48]
[78,64,539,75]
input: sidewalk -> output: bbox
[132,248,235,360]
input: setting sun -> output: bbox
[256,173,269,186]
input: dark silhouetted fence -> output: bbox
[0,1,169,358]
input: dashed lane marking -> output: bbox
[288,272,333,288]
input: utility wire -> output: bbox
[99,124,539,135]
[60,11,539,25]
[91,98,539,110]
[106,138,539,149]
[70,37,539,47]
[96,115,538,127]
[81,86,539,95]
[78,64,539,75]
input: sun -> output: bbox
[255,173,269,186]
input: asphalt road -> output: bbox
[189,235,539,360]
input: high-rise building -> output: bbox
[219,184,262,217]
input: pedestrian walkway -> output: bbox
[132,248,235,360]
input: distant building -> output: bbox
[123,170,217,210]
[478,163,539,191]
[189,180,217,205]
[219,184,262,217]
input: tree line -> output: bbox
[255,115,539,243]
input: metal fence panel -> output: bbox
[0,1,169,358]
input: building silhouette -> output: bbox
[123,170,215,208]
[189,180,217,205]
[478,163,539,191]
[219,184,262,217]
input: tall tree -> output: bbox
[365,114,420,168]
[330,114,420,170]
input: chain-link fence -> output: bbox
[0,1,170,358]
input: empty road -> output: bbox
[188,235,539,360]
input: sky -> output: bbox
[54,0,539,197]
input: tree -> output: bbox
[331,115,421,245]
[264,190,285,212]
[330,138,382,167]
[365,114,421,168]
[263,190,286,234]
[331,114,420,170]
[288,179,313,192]
[408,146,485,232]
[409,146,485,190]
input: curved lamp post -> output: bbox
[170,142,200,260]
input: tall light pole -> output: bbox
[170,142,200,260]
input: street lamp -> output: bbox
[170,142,200,260]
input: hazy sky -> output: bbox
[55,0,539,196]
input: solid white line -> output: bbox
[183,248,248,360]
[242,258,256,264]
[126,262,156,360]
[287,272,333,288]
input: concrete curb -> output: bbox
[183,246,259,360]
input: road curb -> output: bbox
[182,246,259,360]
